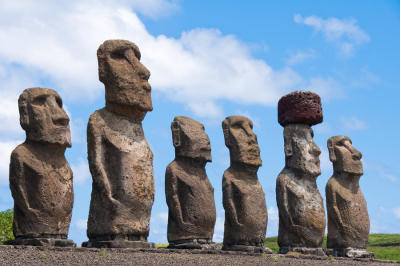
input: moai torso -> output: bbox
[276,169,325,247]
[87,108,154,239]
[326,136,369,249]
[165,116,216,244]
[9,87,73,239]
[223,166,267,246]
[222,116,267,248]
[276,91,326,249]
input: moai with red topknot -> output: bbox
[276,91,326,256]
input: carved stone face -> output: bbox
[18,87,71,147]
[223,116,262,167]
[284,124,321,177]
[328,135,363,175]
[98,40,152,118]
[172,116,211,162]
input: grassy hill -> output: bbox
[264,234,400,261]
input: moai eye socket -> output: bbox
[32,95,47,106]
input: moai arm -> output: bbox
[165,167,185,226]
[222,174,242,227]
[276,176,295,228]
[87,118,120,207]
[9,151,39,218]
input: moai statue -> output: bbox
[83,40,155,248]
[222,116,271,253]
[276,91,326,256]
[326,136,373,258]
[7,87,75,247]
[165,116,216,249]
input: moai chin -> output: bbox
[222,116,271,253]
[83,40,155,248]
[165,116,216,249]
[276,91,326,256]
[7,87,75,247]
[326,136,373,258]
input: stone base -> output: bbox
[4,238,76,247]
[326,248,375,258]
[168,239,220,250]
[223,244,272,254]
[82,240,156,249]
[279,246,326,256]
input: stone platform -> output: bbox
[4,238,75,247]
[82,240,156,249]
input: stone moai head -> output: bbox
[172,116,211,162]
[278,91,323,177]
[328,135,363,175]
[222,116,262,167]
[97,39,152,120]
[283,124,321,177]
[18,87,71,147]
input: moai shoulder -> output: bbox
[84,40,155,248]
[276,91,326,256]
[165,116,216,249]
[326,135,372,258]
[221,116,270,253]
[7,87,75,247]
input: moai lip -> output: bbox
[84,40,155,248]
[221,116,271,254]
[276,91,326,256]
[6,87,75,247]
[278,90,323,127]
[165,116,217,250]
[325,135,373,258]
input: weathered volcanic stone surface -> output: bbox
[326,136,371,256]
[86,40,154,248]
[276,124,326,253]
[222,116,269,252]
[278,91,323,126]
[165,116,216,249]
[8,87,74,246]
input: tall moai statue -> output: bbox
[7,87,75,247]
[222,116,271,253]
[276,91,326,255]
[165,116,216,249]
[84,40,155,248]
[326,136,373,258]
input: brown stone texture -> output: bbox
[9,87,74,246]
[222,116,269,251]
[278,91,323,127]
[326,136,370,253]
[86,40,154,247]
[276,124,326,252]
[165,116,216,248]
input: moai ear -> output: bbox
[283,134,293,157]
[171,121,181,148]
[222,121,230,147]
[327,138,336,163]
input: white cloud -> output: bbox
[0,0,342,121]
[319,147,331,172]
[71,158,91,185]
[394,208,400,219]
[74,219,87,230]
[340,116,367,131]
[294,14,370,56]
[286,50,316,65]
[158,211,168,223]
[213,213,224,243]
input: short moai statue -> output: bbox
[7,87,75,247]
[276,91,326,256]
[83,40,155,248]
[326,136,373,258]
[222,116,271,253]
[165,116,217,249]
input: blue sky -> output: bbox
[0,0,399,245]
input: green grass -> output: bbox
[264,234,400,261]
[156,243,169,248]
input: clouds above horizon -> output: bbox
[294,14,370,56]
